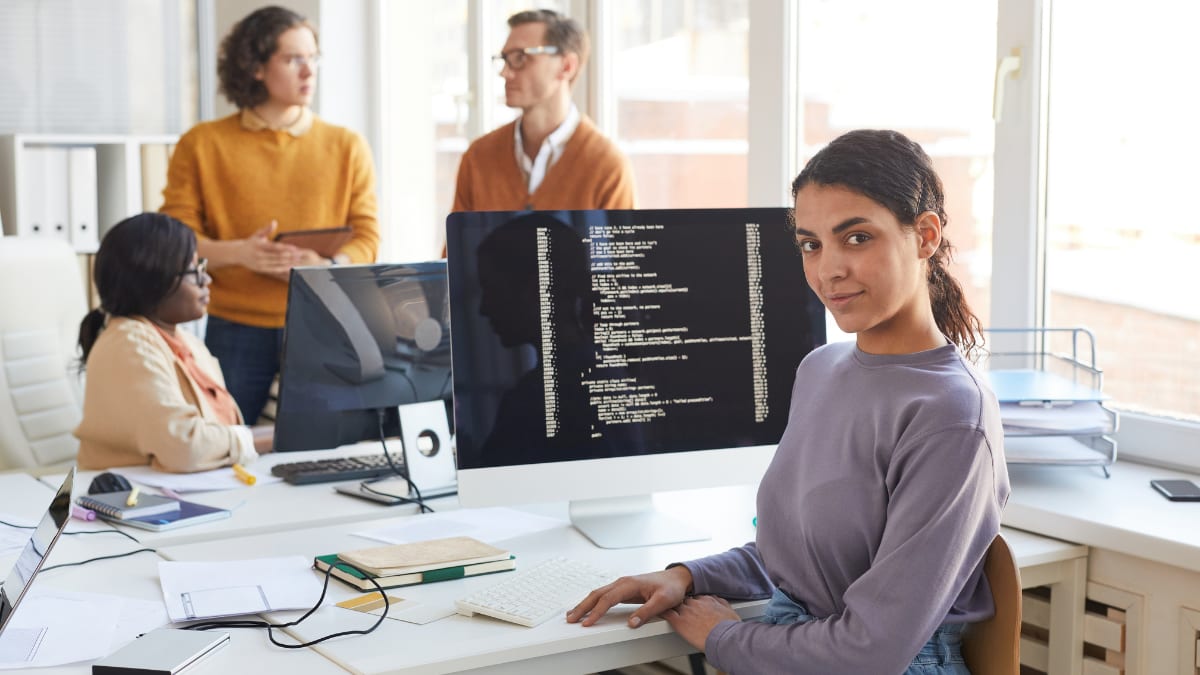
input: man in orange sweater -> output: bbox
[450,9,635,220]
[161,7,379,425]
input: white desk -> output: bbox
[16,550,343,675]
[158,487,1089,675]
[41,446,437,547]
[1005,460,1200,572]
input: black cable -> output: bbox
[0,518,34,530]
[2,518,154,572]
[184,560,389,648]
[40,547,158,572]
[375,408,433,514]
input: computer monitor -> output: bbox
[447,209,825,548]
[274,262,453,452]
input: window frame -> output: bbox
[994,0,1200,469]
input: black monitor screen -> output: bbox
[447,208,825,470]
[274,262,452,452]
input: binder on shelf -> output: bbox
[19,146,72,242]
[67,146,98,252]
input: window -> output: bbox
[1044,0,1200,423]
[795,0,998,331]
[609,0,751,208]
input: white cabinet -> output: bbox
[0,134,177,252]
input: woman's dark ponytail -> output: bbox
[77,308,107,366]
[927,240,983,361]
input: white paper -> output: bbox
[0,516,33,556]
[113,465,282,493]
[0,588,121,668]
[370,600,456,625]
[354,507,567,545]
[159,556,322,621]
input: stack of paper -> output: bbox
[999,401,1115,436]
[315,536,516,591]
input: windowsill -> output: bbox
[1004,459,1200,573]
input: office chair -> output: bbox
[0,236,87,471]
[963,533,1023,675]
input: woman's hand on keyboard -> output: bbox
[566,565,693,629]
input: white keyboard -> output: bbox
[455,557,615,627]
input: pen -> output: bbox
[160,487,184,500]
[232,463,257,486]
[125,486,140,507]
[71,504,96,522]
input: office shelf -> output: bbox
[982,327,1118,476]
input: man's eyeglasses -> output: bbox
[180,258,208,286]
[280,53,321,70]
[492,45,560,73]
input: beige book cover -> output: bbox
[337,536,510,576]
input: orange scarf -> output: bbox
[152,324,241,426]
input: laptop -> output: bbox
[0,467,74,637]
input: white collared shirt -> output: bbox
[514,103,581,194]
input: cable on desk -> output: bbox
[184,560,389,648]
[40,547,158,572]
[1,517,156,573]
[373,408,433,514]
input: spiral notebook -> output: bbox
[76,491,180,520]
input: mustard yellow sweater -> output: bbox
[162,112,379,327]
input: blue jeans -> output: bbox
[204,315,284,425]
[759,587,970,675]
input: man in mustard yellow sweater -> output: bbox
[451,9,636,218]
[162,6,379,425]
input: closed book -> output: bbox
[314,554,516,591]
[76,492,180,520]
[336,536,510,576]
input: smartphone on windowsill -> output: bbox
[1150,479,1200,502]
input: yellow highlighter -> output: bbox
[232,463,257,486]
[125,485,140,507]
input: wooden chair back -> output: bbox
[962,533,1023,675]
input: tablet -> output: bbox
[273,225,353,257]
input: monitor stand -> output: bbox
[569,496,710,549]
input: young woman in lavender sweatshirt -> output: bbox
[568,129,1009,675]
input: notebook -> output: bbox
[314,554,516,591]
[336,536,510,577]
[109,499,231,532]
[0,468,74,638]
[76,491,180,520]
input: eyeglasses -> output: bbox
[492,45,560,73]
[280,53,321,70]
[180,258,208,286]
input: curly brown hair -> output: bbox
[217,6,318,110]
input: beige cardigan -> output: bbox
[74,316,257,472]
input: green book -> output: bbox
[314,554,516,591]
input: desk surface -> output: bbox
[40,446,430,548]
[1004,460,1200,572]
[158,487,1085,675]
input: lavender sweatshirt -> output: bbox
[685,341,1010,674]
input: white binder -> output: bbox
[19,146,70,243]
[67,146,99,252]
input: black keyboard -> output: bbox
[270,454,401,485]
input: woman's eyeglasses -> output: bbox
[180,258,208,285]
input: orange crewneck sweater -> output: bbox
[451,116,635,213]
[162,112,379,328]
